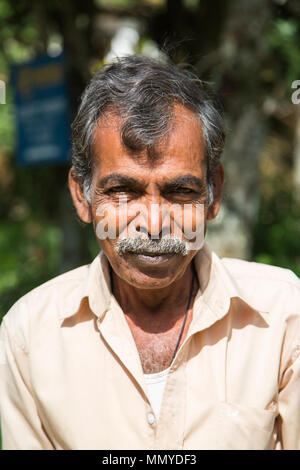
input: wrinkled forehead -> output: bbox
[92,103,206,172]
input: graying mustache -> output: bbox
[116,237,188,256]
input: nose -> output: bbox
[146,202,163,239]
[136,200,170,239]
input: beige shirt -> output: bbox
[1,244,300,450]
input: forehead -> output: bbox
[92,104,206,181]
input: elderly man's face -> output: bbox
[70,104,223,290]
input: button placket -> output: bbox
[147,412,155,425]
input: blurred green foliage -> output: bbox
[0,220,62,312]
[0,0,300,325]
[0,0,300,451]
[267,18,300,88]
[0,88,14,151]
[253,191,300,278]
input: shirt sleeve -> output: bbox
[0,316,54,450]
[277,319,300,450]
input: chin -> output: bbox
[125,271,175,290]
[111,254,186,289]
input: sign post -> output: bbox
[11,54,70,166]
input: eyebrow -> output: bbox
[161,175,207,192]
[96,173,144,189]
[96,173,206,193]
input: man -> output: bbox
[1,55,300,450]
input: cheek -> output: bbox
[93,203,127,241]
[93,201,149,242]
[172,204,206,243]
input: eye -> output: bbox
[163,187,201,203]
[107,186,131,193]
[174,187,195,193]
[167,187,196,195]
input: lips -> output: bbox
[135,251,167,257]
[127,252,175,265]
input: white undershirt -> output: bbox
[144,367,170,420]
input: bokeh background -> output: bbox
[1,0,300,323]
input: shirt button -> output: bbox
[147,412,155,425]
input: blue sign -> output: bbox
[11,53,70,166]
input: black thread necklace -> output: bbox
[169,269,196,366]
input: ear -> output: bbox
[207,163,224,221]
[68,167,92,223]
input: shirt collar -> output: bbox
[58,243,261,325]
[190,244,240,332]
[58,251,111,321]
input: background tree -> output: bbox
[1,0,300,325]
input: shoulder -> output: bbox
[222,257,300,314]
[222,257,299,284]
[0,263,90,348]
[222,257,299,287]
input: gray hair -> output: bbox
[71,55,225,205]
